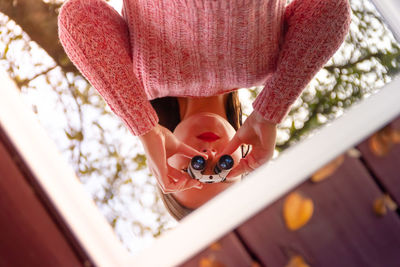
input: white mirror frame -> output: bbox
[0,70,131,266]
[0,0,399,266]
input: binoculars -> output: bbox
[187,155,234,183]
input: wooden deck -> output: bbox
[0,126,92,266]
[181,115,400,267]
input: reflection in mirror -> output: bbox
[0,0,399,255]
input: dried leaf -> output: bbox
[285,255,310,267]
[283,192,314,231]
[199,258,213,267]
[209,242,222,251]
[389,128,400,144]
[311,155,345,183]
[368,132,392,157]
[346,148,361,158]
[199,256,225,267]
[380,126,394,144]
[373,194,398,217]
[384,194,398,211]
[373,197,387,216]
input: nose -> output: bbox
[201,148,217,159]
[201,148,218,174]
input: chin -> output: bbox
[172,178,241,209]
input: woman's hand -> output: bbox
[218,110,277,179]
[139,124,207,194]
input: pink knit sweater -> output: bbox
[58,0,351,136]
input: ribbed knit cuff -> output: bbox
[120,100,159,137]
[252,97,290,125]
[178,0,255,9]
[252,77,294,125]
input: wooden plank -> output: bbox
[236,155,400,267]
[357,116,400,205]
[0,136,85,266]
[179,232,256,267]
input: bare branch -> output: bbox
[0,0,78,74]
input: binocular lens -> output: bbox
[214,155,234,174]
[190,154,234,180]
[191,156,206,170]
[218,155,234,170]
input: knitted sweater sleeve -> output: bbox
[58,0,158,136]
[252,0,352,124]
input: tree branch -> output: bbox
[0,0,78,74]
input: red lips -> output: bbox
[197,132,220,142]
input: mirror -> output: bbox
[0,0,399,255]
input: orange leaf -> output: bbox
[199,256,225,267]
[199,257,213,267]
[380,126,394,144]
[285,255,310,267]
[251,261,262,267]
[209,242,222,251]
[311,155,345,182]
[346,148,361,158]
[369,132,392,157]
[373,194,398,217]
[283,192,314,231]
[389,128,400,144]
[373,196,387,216]
[383,194,398,211]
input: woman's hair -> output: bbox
[149,91,243,132]
[150,92,244,221]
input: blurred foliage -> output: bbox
[275,0,400,151]
[0,0,399,253]
[0,0,175,253]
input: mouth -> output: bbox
[197,132,220,142]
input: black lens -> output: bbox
[191,156,206,170]
[218,155,234,170]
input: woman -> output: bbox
[58,0,351,220]
[150,93,252,220]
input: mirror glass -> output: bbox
[0,0,399,255]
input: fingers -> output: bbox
[218,134,243,158]
[160,179,202,194]
[144,127,205,193]
[226,153,260,179]
[167,165,189,182]
[226,158,252,179]
[161,127,207,159]
[172,142,208,159]
[158,165,203,194]
[168,164,203,191]
[173,176,203,192]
